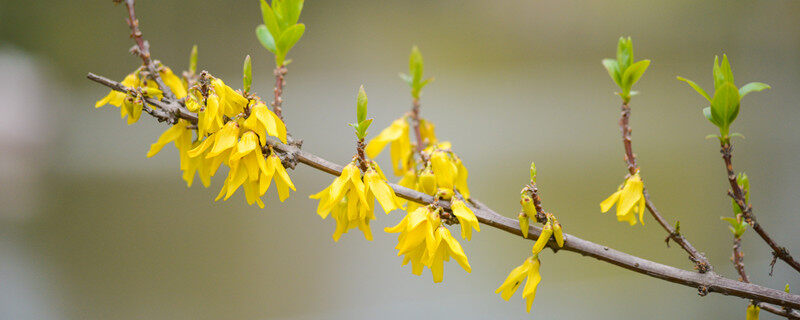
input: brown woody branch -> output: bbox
[721,142,800,274]
[619,102,712,272]
[87,74,800,310]
[271,66,288,120]
[410,97,425,155]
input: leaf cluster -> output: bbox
[350,85,373,139]
[255,0,305,67]
[602,37,650,103]
[678,55,770,141]
[399,46,434,100]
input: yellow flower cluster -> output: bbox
[746,304,760,320]
[310,161,402,241]
[185,77,293,206]
[95,66,186,124]
[600,171,646,225]
[384,199,478,282]
[122,72,294,207]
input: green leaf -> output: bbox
[720,54,734,85]
[189,45,198,74]
[712,56,724,90]
[739,82,770,98]
[702,107,720,127]
[283,0,303,25]
[276,23,305,60]
[271,0,289,31]
[356,85,367,123]
[530,162,537,182]
[409,46,424,85]
[242,55,252,93]
[621,59,650,89]
[738,173,749,202]
[357,118,373,138]
[710,82,740,131]
[256,25,277,53]
[260,0,281,37]
[616,37,633,73]
[677,76,711,101]
[730,132,745,140]
[602,59,621,87]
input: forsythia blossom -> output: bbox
[310,161,402,241]
[495,255,542,312]
[365,116,412,176]
[600,171,646,225]
[746,304,759,320]
[385,206,472,283]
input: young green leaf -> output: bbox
[189,45,198,74]
[529,162,537,182]
[739,82,770,98]
[256,24,277,53]
[283,0,304,26]
[276,23,305,62]
[621,59,650,89]
[677,76,711,101]
[260,0,281,37]
[356,85,368,123]
[710,82,740,132]
[616,37,633,73]
[243,55,252,93]
[703,107,720,127]
[720,54,735,85]
[602,59,621,87]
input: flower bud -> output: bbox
[520,193,535,218]
[532,222,553,255]
[552,218,564,248]
[518,212,530,238]
[419,169,437,195]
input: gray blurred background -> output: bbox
[1,0,799,319]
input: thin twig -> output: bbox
[619,102,712,272]
[410,97,425,155]
[271,66,287,120]
[720,142,800,274]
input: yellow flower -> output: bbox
[600,172,646,226]
[243,102,287,144]
[146,119,212,187]
[495,255,542,312]
[419,118,438,146]
[518,212,530,238]
[159,66,187,99]
[192,76,249,137]
[532,222,553,255]
[746,304,760,320]
[427,226,471,283]
[385,206,471,283]
[365,117,412,176]
[311,162,401,241]
[451,199,480,241]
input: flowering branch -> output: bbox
[620,101,712,272]
[721,142,800,274]
[85,73,800,309]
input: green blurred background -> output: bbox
[1,0,799,319]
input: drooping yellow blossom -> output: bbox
[518,212,530,238]
[495,255,542,312]
[158,66,187,99]
[550,215,564,248]
[519,193,535,237]
[310,161,402,241]
[385,206,471,282]
[451,199,480,241]
[427,226,471,283]
[746,304,760,320]
[146,119,212,187]
[531,222,553,255]
[419,118,438,146]
[365,117,412,176]
[600,171,646,226]
[243,102,287,144]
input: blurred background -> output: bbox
[1,0,799,319]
